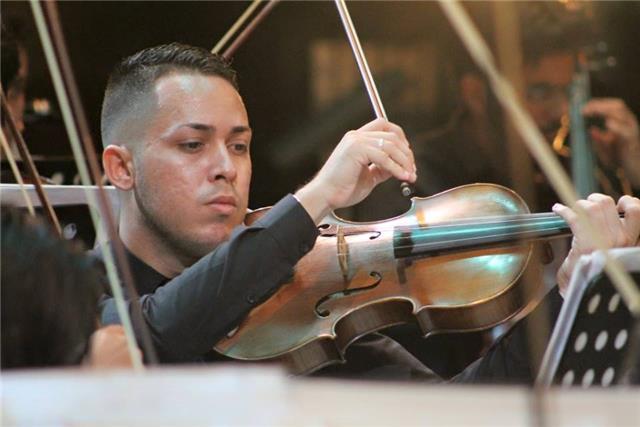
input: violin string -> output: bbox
[332,223,571,258]
[327,209,621,235]
[401,217,565,234]
[326,209,622,256]
[323,211,566,234]
[328,208,622,258]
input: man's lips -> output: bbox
[205,195,237,214]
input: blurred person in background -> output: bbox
[1,206,140,370]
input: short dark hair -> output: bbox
[520,2,594,66]
[100,42,239,148]
[1,23,22,91]
[1,207,102,369]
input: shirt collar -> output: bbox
[92,242,169,295]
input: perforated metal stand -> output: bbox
[537,248,640,387]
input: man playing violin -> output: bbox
[97,42,640,382]
[98,42,433,376]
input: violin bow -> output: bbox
[211,0,261,54]
[30,0,158,367]
[1,88,61,233]
[222,0,280,60]
[0,127,35,216]
[212,0,280,60]
[334,0,412,197]
[438,1,640,314]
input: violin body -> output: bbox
[215,184,546,375]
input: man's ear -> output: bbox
[103,144,135,190]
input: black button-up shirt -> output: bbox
[98,194,318,362]
[95,193,555,383]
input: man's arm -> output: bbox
[100,195,318,362]
[101,118,417,362]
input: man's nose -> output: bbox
[207,142,237,183]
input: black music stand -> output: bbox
[537,248,640,387]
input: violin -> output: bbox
[216,183,571,374]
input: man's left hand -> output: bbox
[552,193,640,296]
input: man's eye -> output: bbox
[180,141,203,152]
[229,142,248,154]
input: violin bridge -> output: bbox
[336,225,349,281]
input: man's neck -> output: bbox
[118,212,190,279]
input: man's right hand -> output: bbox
[295,118,416,224]
[583,98,640,186]
[87,325,142,369]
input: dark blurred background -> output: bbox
[4,0,637,210]
[3,0,640,379]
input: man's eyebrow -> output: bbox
[230,125,252,135]
[176,123,251,134]
[178,123,214,132]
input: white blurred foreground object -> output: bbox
[2,364,638,426]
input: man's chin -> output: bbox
[186,221,239,258]
[200,228,233,248]
[181,237,226,262]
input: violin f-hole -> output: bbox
[315,271,382,318]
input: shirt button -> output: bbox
[246,294,256,304]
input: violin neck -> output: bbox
[570,66,598,197]
[393,212,572,259]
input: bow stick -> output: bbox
[30,0,158,367]
[334,0,412,197]
[211,0,280,60]
[212,0,262,55]
[220,1,280,60]
[0,128,35,215]
[1,88,61,233]
[438,0,640,314]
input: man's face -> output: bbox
[523,52,575,142]
[132,73,252,261]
